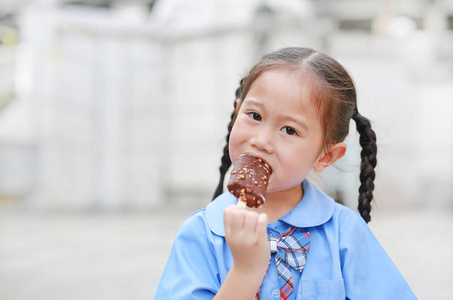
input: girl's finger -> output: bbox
[223,205,234,234]
[256,213,269,238]
[243,211,259,235]
[227,206,246,233]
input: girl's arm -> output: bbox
[155,215,222,299]
[339,210,417,299]
[214,205,269,300]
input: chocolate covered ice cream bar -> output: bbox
[227,154,271,208]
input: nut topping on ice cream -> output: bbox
[227,154,271,208]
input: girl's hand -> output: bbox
[223,205,270,276]
[213,206,269,300]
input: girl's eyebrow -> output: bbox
[242,99,263,108]
[284,115,308,132]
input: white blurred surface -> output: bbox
[0,0,451,211]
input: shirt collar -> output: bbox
[206,179,335,236]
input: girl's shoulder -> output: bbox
[171,208,219,249]
[330,202,369,233]
[332,202,364,223]
[177,192,236,238]
[325,202,384,252]
[179,207,209,234]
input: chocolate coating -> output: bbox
[227,154,271,208]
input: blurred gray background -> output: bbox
[0,0,452,299]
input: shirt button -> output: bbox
[272,289,280,299]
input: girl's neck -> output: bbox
[254,185,304,223]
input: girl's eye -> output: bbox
[248,112,262,121]
[282,126,297,136]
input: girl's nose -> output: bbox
[250,127,274,153]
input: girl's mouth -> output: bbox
[263,162,272,174]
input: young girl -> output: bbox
[156,47,416,299]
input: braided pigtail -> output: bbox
[212,77,246,200]
[352,112,377,223]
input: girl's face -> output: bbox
[229,70,332,195]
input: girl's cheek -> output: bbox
[228,133,241,162]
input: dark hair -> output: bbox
[212,47,377,223]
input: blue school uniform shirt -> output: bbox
[156,179,417,299]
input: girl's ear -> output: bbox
[314,143,347,172]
